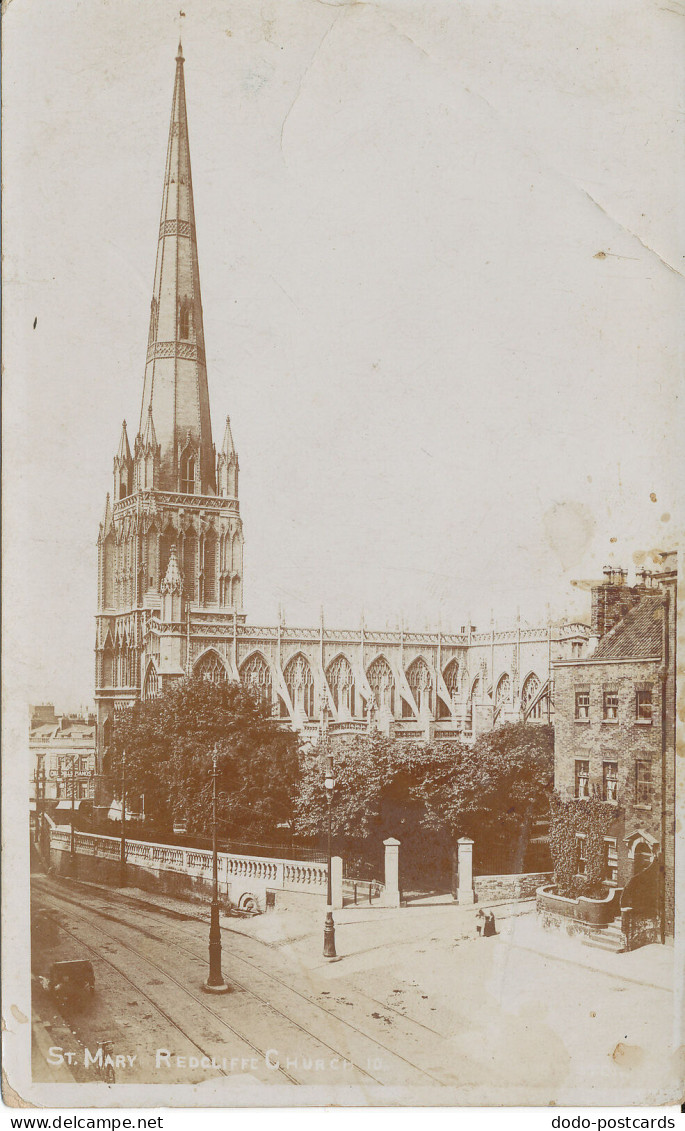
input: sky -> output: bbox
[3,0,683,709]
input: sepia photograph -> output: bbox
[2,0,683,1111]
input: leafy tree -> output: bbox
[106,677,301,842]
[294,723,554,883]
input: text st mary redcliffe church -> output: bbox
[95,46,588,778]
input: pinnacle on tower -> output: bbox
[217,414,239,497]
[160,545,184,595]
[116,420,132,462]
[138,46,215,495]
[100,493,113,538]
[113,420,133,500]
[141,404,159,451]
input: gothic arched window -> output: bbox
[194,650,228,684]
[495,673,511,707]
[283,653,315,719]
[406,657,432,716]
[367,656,395,716]
[203,532,217,605]
[143,663,159,701]
[438,658,460,718]
[181,451,196,495]
[521,672,543,719]
[182,534,197,602]
[326,654,355,716]
[240,652,272,706]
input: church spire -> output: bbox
[138,46,215,494]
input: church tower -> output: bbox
[95,44,245,780]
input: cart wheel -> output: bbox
[238,893,258,913]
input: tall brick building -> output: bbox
[552,554,677,939]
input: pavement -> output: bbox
[32,874,681,1103]
[55,875,674,990]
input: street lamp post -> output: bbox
[203,746,229,994]
[69,756,77,876]
[119,751,127,888]
[323,750,337,959]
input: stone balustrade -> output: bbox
[49,827,337,909]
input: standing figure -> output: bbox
[483,910,497,937]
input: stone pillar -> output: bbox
[457,836,475,905]
[331,855,343,910]
[382,837,401,907]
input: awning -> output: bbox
[54,800,84,811]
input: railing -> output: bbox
[50,829,330,894]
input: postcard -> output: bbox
[2,0,683,1110]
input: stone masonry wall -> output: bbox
[474,872,552,902]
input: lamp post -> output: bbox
[323,750,337,959]
[203,746,229,993]
[119,751,127,888]
[69,756,77,876]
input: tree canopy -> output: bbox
[294,722,554,881]
[107,678,300,842]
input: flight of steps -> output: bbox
[583,915,625,953]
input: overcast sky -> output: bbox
[3,0,683,709]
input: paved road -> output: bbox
[31,873,678,1103]
[31,874,454,1088]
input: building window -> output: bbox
[575,835,587,876]
[439,659,460,718]
[283,653,315,719]
[522,673,542,720]
[575,691,590,720]
[194,651,228,684]
[603,838,618,884]
[326,654,355,717]
[240,652,272,707]
[574,759,590,799]
[603,761,618,802]
[407,657,433,715]
[603,691,619,721]
[635,760,651,806]
[181,452,196,495]
[636,688,653,723]
[367,656,396,716]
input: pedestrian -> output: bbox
[476,909,485,936]
[483,910,497,937]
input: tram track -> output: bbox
[34,878,447,1086]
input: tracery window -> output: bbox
[521,673,542,719]
[194,650,228,684]
[406,657,432,715]
[495,673,511,706]
[143,664,159,701]
[284,653,315,719]
[203,533,217,605]
[182,535,197,601]
[367,656,395,716]
[326,654,355,716]
[240,653,272,706]
[439,658,460,718]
